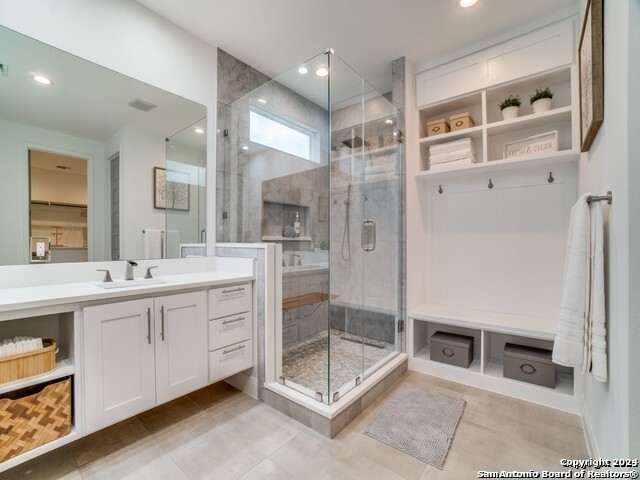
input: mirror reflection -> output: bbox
[0,25,207,265]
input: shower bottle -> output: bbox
[294,211,301,237]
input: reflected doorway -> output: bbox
[29,149,88,263]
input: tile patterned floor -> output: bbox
[0,371,588,480]
[282,329,396,396]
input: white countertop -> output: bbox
[0,271,254,314]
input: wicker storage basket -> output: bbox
[0,339,57,384]
[0,377,72,462]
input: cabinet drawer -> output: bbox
[209,311,252,351]
[209,340,253,383]
[208,283,252,319]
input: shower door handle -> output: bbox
[362,219,376,252]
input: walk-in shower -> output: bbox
[219,49,404,407]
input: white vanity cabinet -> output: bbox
[83,291,207,433]
[208,283,253,383]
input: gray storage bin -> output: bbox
[430,331,474,368]
[503,343,556,389]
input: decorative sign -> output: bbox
[503,131,558,160]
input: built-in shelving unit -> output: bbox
[417,67,578,179]
[409,304,576,412]
[409,18,579,413]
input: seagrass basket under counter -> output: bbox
[0,338,57,384]
[0,376,72,462]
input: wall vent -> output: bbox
[128,98,157,112]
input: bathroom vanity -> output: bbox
[0,257,255,472]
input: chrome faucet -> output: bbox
[125,260,138,280]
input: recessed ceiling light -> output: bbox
[458,0,478,7]
[241,145,249,151]
[257,98,267,104]
[31,74,52,85]
[298,66,308,75]
[315,67,329,77]
[194,128,205,134]
[385,119,394,125]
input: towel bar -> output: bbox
[586,191,612,204]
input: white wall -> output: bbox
[0,118,106,264]
[628,0,640,459]
[0,0,218,255]
[577,0,638,458]
[118,126,167,260]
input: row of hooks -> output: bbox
[438,172,556,194]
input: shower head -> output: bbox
[341,136,363,149]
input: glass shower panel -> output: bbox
[218,49,403,406]
[225,52,332,402]
[327,55,402,402]
[165,117,207,258]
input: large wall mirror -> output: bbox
[0,25,207,266]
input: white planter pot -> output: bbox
[501,106,520,121]
[532,98,552,113]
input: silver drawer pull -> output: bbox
[520,363,537,375]
[222,287,245,294]
[222,316,245,325]
[442,348,455,357]
[223,344,246,355]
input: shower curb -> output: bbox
[263,357,408,438]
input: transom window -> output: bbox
[249,105,318,162]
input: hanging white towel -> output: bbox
[165,230,181,259]
[552,193,607,383]
[553,193,590,368]
[143,229,163,259]
[588,200,607,382]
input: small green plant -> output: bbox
[498,94,521,111]
[530,86,554,104]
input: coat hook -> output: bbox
[548,171,555,183]
[438,185,443,194]
[488,179,493,189]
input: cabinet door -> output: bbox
[155,291,208,404]
[83,298,156,434]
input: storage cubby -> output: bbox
[413,320,481,373]
[418,92,483,140]
[0,312,75,395]
[409,304,578,412]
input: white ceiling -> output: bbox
[135,0,579,94]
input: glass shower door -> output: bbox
[327,55,402,403]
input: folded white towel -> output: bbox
[430,150,475,165]
[429,156,475,170]
[429,137,473,154]
[552,193,607,383]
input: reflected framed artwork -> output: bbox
[578,0,604,152]
[154,167,190,211]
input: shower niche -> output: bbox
[261,202,311,241]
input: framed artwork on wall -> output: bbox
[578,0,604,152]
[154,167,190,211]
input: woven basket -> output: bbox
[0,339,57,384]
[0,377,72,462]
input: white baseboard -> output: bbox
[224,371,258,399]
[579,394,599,458]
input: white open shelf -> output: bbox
[0,358,74,395]
[409,303,557,340]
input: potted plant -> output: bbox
[499,95,521,120]
[530,86,554,113]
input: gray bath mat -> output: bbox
[364,384,465,469]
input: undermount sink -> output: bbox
[96,278,170,289]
